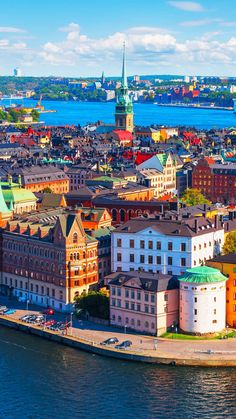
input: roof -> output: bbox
[208,253,236,265]
[107,271,179,292]
[114,216,223,238]
[1,183,37,204]
[41,193,66,208]
[178,266,227,284]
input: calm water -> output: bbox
[0,327,236,419]
[2,99,236,128]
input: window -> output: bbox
[137,292,141,300]
[117,300,121,308]
[148,241,153,250]
[117,253,122,262]
[168,271,173,275]
[214,297,216,302]
[164,294,168,302]
[214,309,217,315]
[125,289,129,298]
[145,293,149,302]
[181,258,186,267]
[148,255,153,264]
[194,309,197,315]
[136,303,141,311]
[137,320,141,326]
[212,320,217,324]
[145,321,149,328]
[130,254,134,263]
[156,256,161,264]
[194,297,197,303]
[73,233,78,244]
[131,303,135,310]
[117,238,122,247]
[145,305,149,313]
[156,241,161,250]
[140,240,145,249]
[125,301,129,309]
[181,243,186,251]
[168,242,173,251]
[130,239,134,248]
[164,306,168,313]
[151,295,155,303]
[131,291,135,299]
[117,288,121,297]
[140,255,145,263]
[234,293,236,300]
[151,306,155,314]
[168,257,173,266]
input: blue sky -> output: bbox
[1,0,236,77]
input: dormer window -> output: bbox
[73,232,78,244]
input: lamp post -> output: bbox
[70,312,73,336]
[124,324,127,334]
[26,299,29,314]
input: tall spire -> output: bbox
[122,41,128,90]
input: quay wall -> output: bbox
[1,316,236,367]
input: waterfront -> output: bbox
[2,99,236,128]
[0,326,236,419]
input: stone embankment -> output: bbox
[1,315,236,367]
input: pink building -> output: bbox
[106,272,179,336]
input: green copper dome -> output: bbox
[178,266,227,284]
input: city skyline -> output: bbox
[1,0,236,77]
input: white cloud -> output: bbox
[0,26,26,33]
[181,18,221,27]
[168,1,204,12]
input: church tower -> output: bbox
[115,43,134,133]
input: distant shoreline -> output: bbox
[157,103,233,111]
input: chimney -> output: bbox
[194,218,198,233]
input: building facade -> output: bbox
[179,266,227,334]
[0,210,98,311]
[106,271,179,336]
[111,216,224,276]
[206,254,236,328]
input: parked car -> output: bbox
[20,315,32,321]
[42,308,55,315]
[5,309,16,315]
[100,337,119,346]
[0,306,8,314]
[115,340,132,350]
[44,320,55,328]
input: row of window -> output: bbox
[111,287,159,303]
[111,315,155,329]
[117,253,186,267]
[111,298,162,314]
[116,239,220,251]
[5,277,64,299]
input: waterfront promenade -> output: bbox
[1,297,236,366]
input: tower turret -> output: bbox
[115,43,134,133]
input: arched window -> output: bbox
[120,209,125,222]
[112,208,117,222]
[77,253,80,260]
[73,233,78,243]
[145,321,149,328]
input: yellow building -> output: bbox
[206,254,236,327]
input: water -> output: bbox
[0,327,236,418]
[2,99,236,128]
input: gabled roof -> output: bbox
[107,271,179,292]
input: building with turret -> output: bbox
[115,44,134,133]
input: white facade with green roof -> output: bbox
[179,266,227,334]
[1,181,37,214]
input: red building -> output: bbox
[192,158,236,204]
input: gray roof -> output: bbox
[114,216,223,237]
[107,271,179,292]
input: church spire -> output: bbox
[122,41,128,90]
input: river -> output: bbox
[0,327,235,418]
[2,99,236,128]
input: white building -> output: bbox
[179,266,227,334]
[111,215,225,276]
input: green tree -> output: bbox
[74,291,109,320]
[181,188,211,207]
[223,232,236,255]
[31,109,40,121]
[43,187,53,193]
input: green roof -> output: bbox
[178,266,227,284]
[93,176,124,183]
[1,183,36,204]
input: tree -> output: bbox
[42,187,53,193]
[223,232,236,255]
[74,291,109,320]
[181,188,211,207]
[31,109,40,121]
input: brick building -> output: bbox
[192,158,236,204]
[0,209,98,311]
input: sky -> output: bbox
[1,0,236,77]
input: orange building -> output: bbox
[206,254,236,327]
[11,166,69,194]
[80,208,112,230]
[0,209,98,311]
